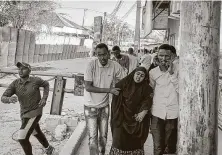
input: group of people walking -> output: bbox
[0,42,178,155]
[84,43,179,155]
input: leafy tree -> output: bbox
[101,17,134,45]
[0,1,59,31]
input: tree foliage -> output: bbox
[102,17,134,45]
[0,1,59,31]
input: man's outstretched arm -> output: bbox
[84,81,110,93]
[1,81,16,103]
[85,81,121,96]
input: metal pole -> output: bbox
[134,0,141,54]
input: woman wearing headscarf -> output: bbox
[109,67,153,155]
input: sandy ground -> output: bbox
[0,58,91,155]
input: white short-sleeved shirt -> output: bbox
[149,66,179,120]
[84,59,126,108]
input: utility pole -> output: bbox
[119,22,127,46]
[82,9,87,26]
[134,0,141,54]
[117,25,121,46]
[178,1,220,155]
[80,9,87,46]
[102,12,107,43]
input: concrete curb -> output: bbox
[59,121,87,155]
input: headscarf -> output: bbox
[121,67,148,99]
[111,67,153,142]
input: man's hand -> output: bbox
[123,67,128,75]
[9,96,18,103]
[109,88,121,96]
[39,98,47,107]
[153,55,160,66]
[167,58,175,75]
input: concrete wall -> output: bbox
[0,27,90,68]
[168,17,222,129]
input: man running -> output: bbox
[1,62,54,155]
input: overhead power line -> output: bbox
[60,7,109,15]
[121,2,136,21]
[109,0,123,19]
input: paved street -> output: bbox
[76,126,154,155]
[76,127,222,155]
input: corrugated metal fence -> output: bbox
[0,27,89,67]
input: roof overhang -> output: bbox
[142,0,170,38]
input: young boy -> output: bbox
[1,62,54,155]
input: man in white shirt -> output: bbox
[137,49,143,62]
[127,48,139,73]
[84,43,126,155]
[140,49,152,71]
[149,44,178,155]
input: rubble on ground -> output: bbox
[55,124,67,141]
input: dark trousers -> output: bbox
[150,115,178,155]
[18,115,49,155]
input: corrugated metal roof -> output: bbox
[40,12,85,30]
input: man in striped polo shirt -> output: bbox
[1,62,54,155]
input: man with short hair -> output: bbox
[127,47,137,57]
[149,44,178,155]
[127,47,139,73]
[1,62,54,155]
[111,45,130,74]
[84,43,126,155]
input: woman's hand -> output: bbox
[134,110,148,122]
[9,96,18,104]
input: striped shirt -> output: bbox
[1,76,49,118]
